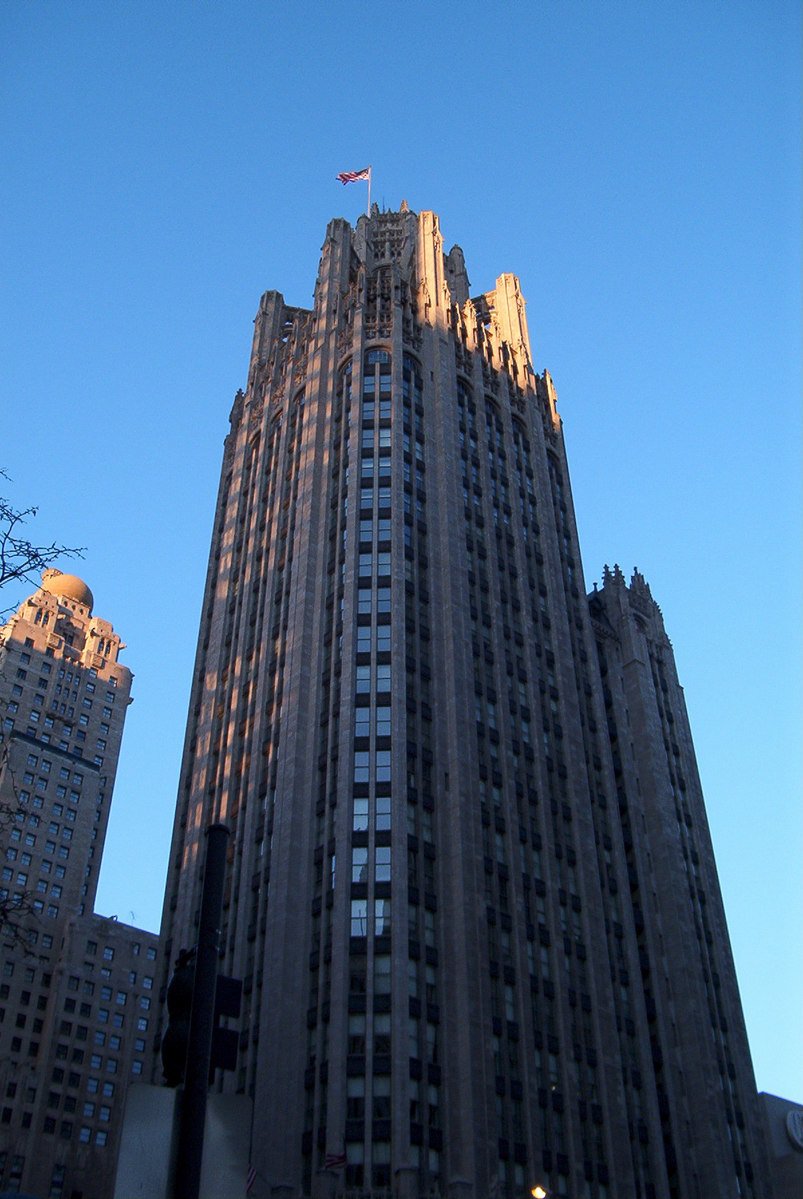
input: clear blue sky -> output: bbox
[1,2,799,1101]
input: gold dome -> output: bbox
[40,570,94,612]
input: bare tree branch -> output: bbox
[0,469,84,609]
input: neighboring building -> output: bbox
[0,571,158,1199]
[157,205,772,1199]
[759,1093,803,1199]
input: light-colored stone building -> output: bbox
[157,205,772,1199]
[0,572,158,1199]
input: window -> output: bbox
[354,707,370,738]
[374,955,391,993]
[350,900,368,937]
[356,626,372,655]
[355,665,371,694]
[353,752,370,784]
[375,898,391,935]
[376,796,390,834]
[373,1016,391,1057]
[375,847,391,882]
[375,750,391,782]
[351,848,369,883]
[346,1074,365,1119]
[352,798,369,831]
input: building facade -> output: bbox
[758,1093,803,1199]
[157,206,771,1199]
[0,571,158,1199]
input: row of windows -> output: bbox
[354,704,391,738]
[0,715,106,764]
[359,484,392,512]
[84,939,156,961]
[350,846,391,883]
[42,1117,108,1145]
[12,655,118,701]
[7,831,71,853]
[353,750,391,784]
[352,796,391,832]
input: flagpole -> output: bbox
[367,168,372,216]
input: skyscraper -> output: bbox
[157,206,771,1199]
[0,572,158,1199]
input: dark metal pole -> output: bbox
[173,822,230,1199]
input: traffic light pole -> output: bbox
[174,822,230,1199]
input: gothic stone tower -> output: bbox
[157,206,770,1199]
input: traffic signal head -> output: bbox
[161,948,196,1087]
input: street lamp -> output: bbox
[530,1188,548,1199]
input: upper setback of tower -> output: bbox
[1,569,129,677]
[236,204,559,438]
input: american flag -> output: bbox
[324,1150,347,1170]
[336,167,370,185]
